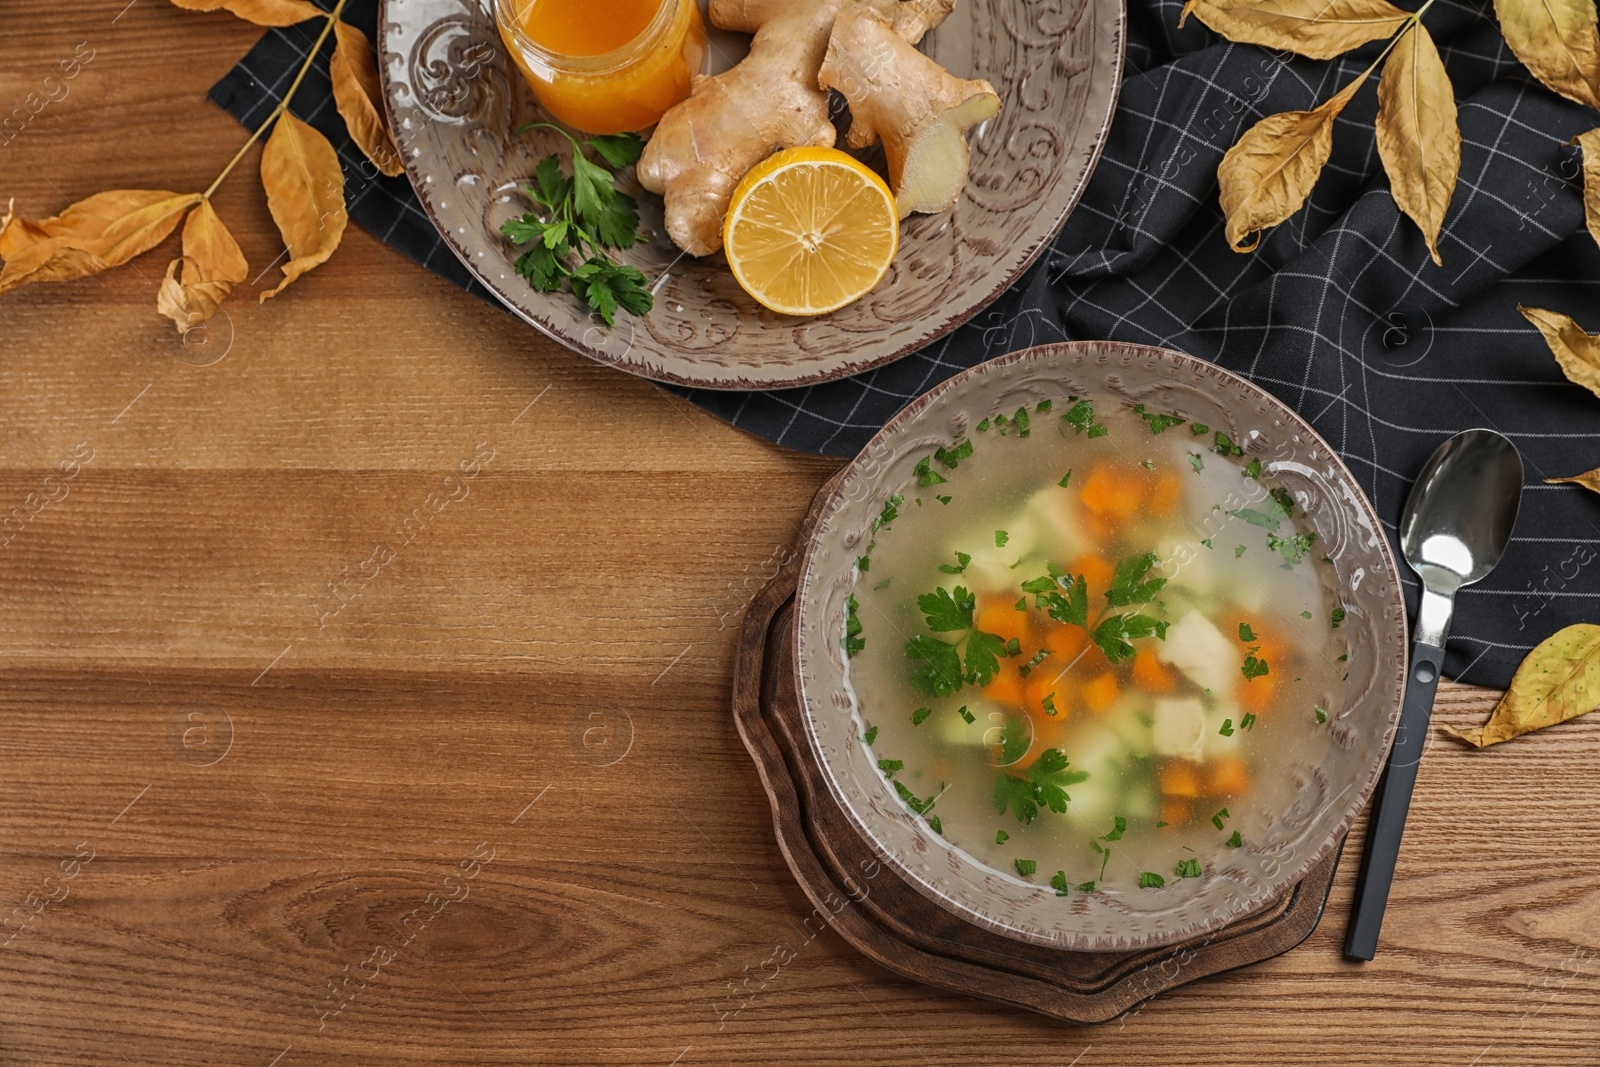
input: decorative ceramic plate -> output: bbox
[377,0,1125,389]
[793,341,1409,951]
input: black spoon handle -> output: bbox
[1343,640,1445,962]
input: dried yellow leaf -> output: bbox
[1576,128,1600,252]
[0,200,50,258]
[330,20,402,178]
[1443,624,1600,748]
[259,111,346,301]
[1493,0,1600,110]
[1218,74,1363,252]
[0,189,200,295]
[157,199,248,331]
[1546,469,1600,494]
[168,0,324,26]
[1376,23,1459,266]
[1179,0,1409,61]
[1519,304,1600,400]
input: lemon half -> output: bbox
[722,147,900,317]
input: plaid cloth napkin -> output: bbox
[211,0,1600,690]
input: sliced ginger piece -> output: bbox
[819,3,1001,218]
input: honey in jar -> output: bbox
[496,0,707,135]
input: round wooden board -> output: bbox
[730,476,1344,1025]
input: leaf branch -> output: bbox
[1212,0,1452,255]
[204,0,350,200]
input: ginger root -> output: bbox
[820,4,1000,218]
[637,0,960,257]
[637,1,836,257]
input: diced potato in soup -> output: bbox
[1158,611,1238,699]
[1151,697,1207,761]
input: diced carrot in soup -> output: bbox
[1079,460,1147,520]
[1159,760,1202,798]
[983,669,1025,710]
[1003,676,1068,769]
[1244,661,1284,715]
[1147,469,1185,516]
[1024,672,1067,720]
[1161,798,1193,826]
[977,596,1030,646]
[1080,671,1119,713]
[1235,616,1283,714]
[1069,553,1115,594]
[1082,511,1115,545]
[1078,636,1112,673]
[1132,647,1176,692]
[1041,622,1086,660]
[1023,701,1070,765]
[1077,462,1120,515]
[1207,756,1252,796]
[1046,626,1110,675]
[1239,671,1279,714]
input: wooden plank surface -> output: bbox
[1,3,1596,1064]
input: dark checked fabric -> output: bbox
[214,0,1600,691]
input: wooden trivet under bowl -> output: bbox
[730,481,1344,1025]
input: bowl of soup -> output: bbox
[794,341,1408,951]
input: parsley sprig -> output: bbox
[500,125,652,326]
[1230,486,1317,565]
[934,440,973,469]
[903,585,1011,695]
[1105,551,1167,607]
[914,456,948,486]
[1062,399,1108,438]
[843,594,864,658]
[1087,817,1125,882]
[1230,486,1294,530]
[1020,565,1088,625]
[992,748,1088,824]
[1021,552,1170,664]
[1131,403,1185,434]
[892,780,946,836]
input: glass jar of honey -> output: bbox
[495,0,707,135]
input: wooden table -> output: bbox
[2,4,1597,1063]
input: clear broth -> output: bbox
[846,397,1348,896]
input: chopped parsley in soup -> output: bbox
[844,397,1348,895]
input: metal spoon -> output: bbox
[1344,428,1523,962]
